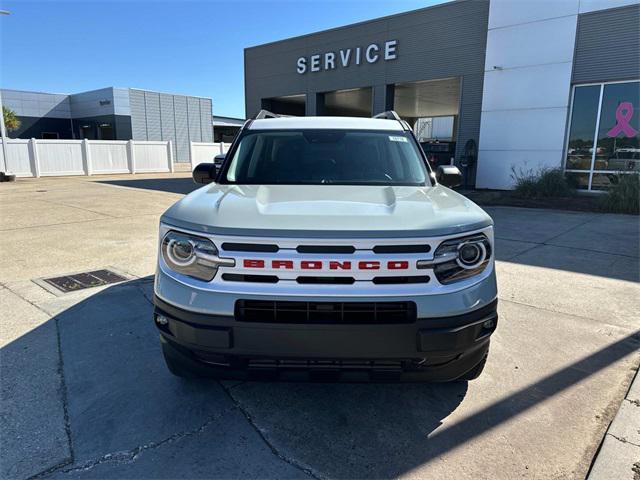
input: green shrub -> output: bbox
[601,174,639,215]
[511,167,575,198]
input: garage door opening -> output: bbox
[262,94,306,116]
[392,77,461,167]
[322,87,372,117]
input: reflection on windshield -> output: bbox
[223,130,430,186]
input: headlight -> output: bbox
[161,231,234,281]
[418,234,492,284]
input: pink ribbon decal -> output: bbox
[607,102,637,138]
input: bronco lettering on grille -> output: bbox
[242,259,410,270]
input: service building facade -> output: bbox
[245,0,639,190]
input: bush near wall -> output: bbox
[511,167,575,199]
[601,174,639,215]
[506,167,639,215]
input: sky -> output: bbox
[0,0,443,118]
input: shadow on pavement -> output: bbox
[226,329,640,478]
[0,278,465,478]
[3,277,639,478]
[98,178,199,195]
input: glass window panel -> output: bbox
[594,82,639,171]
[565,172,590,190]
[565,85,601,170]
[590,172,624,191]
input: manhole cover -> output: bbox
[41,269,128,293]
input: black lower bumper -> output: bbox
[154,296,498,382]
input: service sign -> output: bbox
[297,40,397,74]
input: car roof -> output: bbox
[248,116,405,131]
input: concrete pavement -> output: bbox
[1,174,638,479]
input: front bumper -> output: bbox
[153,294,498,382]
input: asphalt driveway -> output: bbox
[1,173,638,479]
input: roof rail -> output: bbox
[373,110,411,131]
[254,109,280,120]
[373,111,403,121]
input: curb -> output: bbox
[587,367,640,480]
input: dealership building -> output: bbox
[245,0,639,190]
[0,87,243,163]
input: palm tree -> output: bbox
[3,107,21,132]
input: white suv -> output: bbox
[154,111,497,382]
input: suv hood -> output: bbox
[161,184,492,238]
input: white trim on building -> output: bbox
[476,0,639,190]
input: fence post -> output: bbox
[127,140,136,174]
[29,138,41,178]
[219,142,224,154]
[81,138,92,176]
[167,140,174,173]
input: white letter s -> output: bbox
[297,57,307,74]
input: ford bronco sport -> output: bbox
[154,111,497,382]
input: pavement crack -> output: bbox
[39,198,117,219]
[218,381,325,480]
[33,408,234,477]
[27,459,74,480]
[497,215,637,261]
[135,281,156,307]
[0,212,163,232]
[496,240,541,261]
[52,314,76,473]
[2,283,52,317]
[498,297,625,326]
[609,433,640,448]
[3,284,77,480]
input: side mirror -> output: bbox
[436,165,462,188]
[193,163,219,184]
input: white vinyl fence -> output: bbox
[0,139,233,178]
[190,142,232,170]
[0,138,173,177]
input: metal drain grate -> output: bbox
[42,269,127,293]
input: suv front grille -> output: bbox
[221,273,279,283]
[221,243,279,252]
[372,275,430,284]
[220,243,432,255]
[296,245,356,254]
[235,300,417,324]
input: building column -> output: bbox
[372,84,394,115]
[475,1,579,190]
[305,92,325,116]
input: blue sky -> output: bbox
[0,0,442,118]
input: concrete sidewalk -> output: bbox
[1,174,638,479]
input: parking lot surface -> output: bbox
[1,173,639,479]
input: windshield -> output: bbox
[222,130,430,186]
